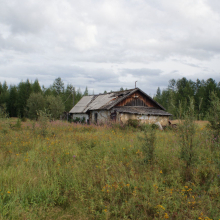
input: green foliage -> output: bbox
[208,91,220,141]
[83,86,89,96]
[15,118,21,129]
[31,79,42,93]
[46,95,65,120]
[0,82,9,114]
[0,103,8,119]
[126,119,140,128]
[27,93,46,120]
[1,120,220,219]
[52,77,64,95]
[178,98,198,181]
[21,117,27,122]
[7,86,18,117]
[154,77,220,119]
[1,119,220,219]
[37,109,51,137]
[75,88,83,104]
[63,84,74,112]
[17,80,32,118]
[140,126,156,164]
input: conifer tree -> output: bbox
[32,79,42,93]
[84,87,89,96]
[17,80,32,117]
[52,77,64,95]
[7,86,18,117]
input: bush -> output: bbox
[46,95,65,120]
[208,91,220,142]
[0,103,8,119]
[15,118,21,129]
[72,117,86,124]
[37,109,51,137]
[140,126,157,164]
[27,93,46,120]
[21,117,27,122]
[126,119,140,128]
[178,98,198,181]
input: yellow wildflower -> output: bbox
[164,213,169,219]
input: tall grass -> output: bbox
[0,119,219,219]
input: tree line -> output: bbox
[154,77,220,119]
[1,76,220,120]
[0,77,88,119]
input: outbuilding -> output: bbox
[69,88,171,125]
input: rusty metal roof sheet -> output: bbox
[112,106,172,116]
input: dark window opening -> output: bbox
[95,113,98,123]
[110,111,116,122]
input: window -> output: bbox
[94,113,98,123]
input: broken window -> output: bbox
[110,111,116,122]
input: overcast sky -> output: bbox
[0,0,220,95]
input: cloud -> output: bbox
[121,68,163,77]
[0,0,220,95]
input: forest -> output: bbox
[154,77,220,119]
[0,77,88,120]
[0,77,220,120]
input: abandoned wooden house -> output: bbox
[69,88,172,125]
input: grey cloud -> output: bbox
[121,68,163,77]
[0,0,220,96]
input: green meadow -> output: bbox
[0,119,220,220]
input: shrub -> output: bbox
[0,103,8,119]
[208,91,220,142]
[140,126,157,164]
[21,117,27,122]
[15,118,21,129]
[27,93,46,120]
[178,98,198,181]
[45,95,65,120]
[126,119,140,128]
[37,109,51,137]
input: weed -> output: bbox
[0,118,219,219]
[37,109,51,137]
[178,98,198,181]
[126,119,140,128]
[140,125,156,164]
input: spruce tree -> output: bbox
[32,79,42,93]
[53,77,64,95]
[17,80,32,117]
[7,86,18,117]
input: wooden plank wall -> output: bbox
[116,91,159,108]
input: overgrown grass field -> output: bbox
[0,119,220,219]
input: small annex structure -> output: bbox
[69,87,172,125]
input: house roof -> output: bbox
[112,106,172,116]
[69,88,167,114]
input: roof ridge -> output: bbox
[93,88,136,96]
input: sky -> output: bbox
[0,0,220,96]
